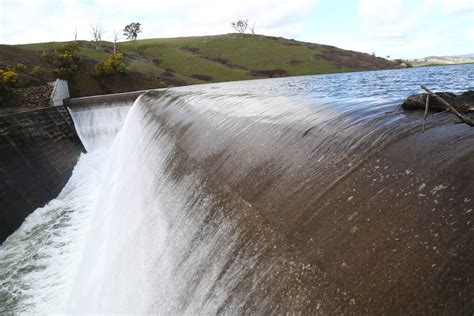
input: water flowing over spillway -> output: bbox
[68,99,134,152]
[1,65,473,314]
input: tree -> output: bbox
[249,22,256,35]
[91,24,103,50]
[113,29,119,55]
[74,27,77,41]
[123,22,142,50]
[231,19,248,36]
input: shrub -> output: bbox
[95,53,126,77]
[0,69,18,103]
[1,69,18,84]
[393,59,413,68]
[42,43,80,79]
[15,63,27,73]
[41,50,54,63]
[31,65,42,75]
[54,67,76,79]
[393,59,403,65]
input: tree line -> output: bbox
[82,19,257,48]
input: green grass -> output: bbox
[1,33,398,97]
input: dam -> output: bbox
[0,65,473,314]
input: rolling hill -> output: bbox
[409,54,474,67]
[1,34,398,98]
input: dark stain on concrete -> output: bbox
[0,106,83,242]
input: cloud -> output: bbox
[357,0,425,39]
[428,0,474,15]
[0,0,318,44]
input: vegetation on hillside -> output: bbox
[1,34,399,99]
[392,59,413,68]
[0,68,18,103]
[41,43,80,79]
[95,53,126,77]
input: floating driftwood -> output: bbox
[422,91,430,132]
[402,87,474,130]
[420,85,474,127]
[402,90,474,112]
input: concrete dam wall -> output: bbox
[65,90,469,314]
[0,65,472,314]
[0,106,83,241]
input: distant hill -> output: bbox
[409,53,474,67]
[1,34,397,98]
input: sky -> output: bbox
[0,0,473,59]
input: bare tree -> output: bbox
[231,19,248,36]
[249,22,256,35]
[113,29,119,55]
[74,27,77,41]
[91,24,103,50]
[123,22,142,50]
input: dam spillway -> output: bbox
[0,65,473,314]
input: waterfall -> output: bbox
[68,100,133,152]
[64,90,418,313]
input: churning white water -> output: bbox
[0,103,131,313]
[65,97,267,314]
[0,150,106,312]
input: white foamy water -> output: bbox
[68,101,132,152]
[0,103,131,313]
[0,150,105,313]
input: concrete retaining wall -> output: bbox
[0,87,147,242]
[50,79,70,106]
[0,106,83,242]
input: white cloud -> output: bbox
[357,0,425,39]
[0,0,319,44]
[428,0,474,15]
[355,0,472,58]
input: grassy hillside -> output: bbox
[409,55,474,67]
[1,34,397,98]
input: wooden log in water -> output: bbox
[420,85,474,127]
[422,93,430,132]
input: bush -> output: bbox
[0,69,18,103]
[42,43,80,79]
[15,63,27,73]
[54,67,76,79]
[41,50,54,63]
[393,59,413,68]
[31,65,42,75]
[1,69,18,85]
[95,53,126,77]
